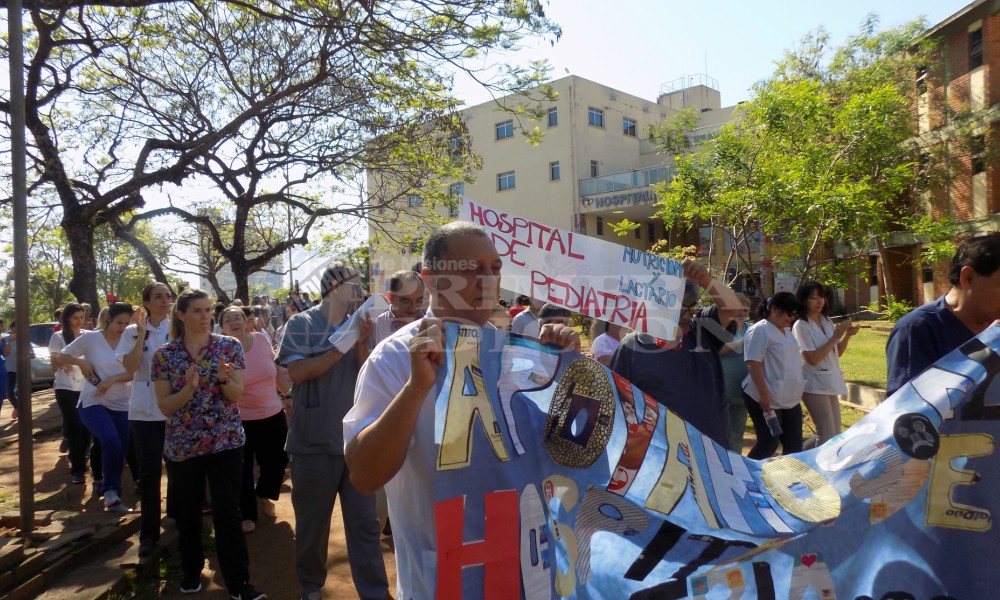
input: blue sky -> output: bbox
[455,0,970,108]
[1,1,973,289]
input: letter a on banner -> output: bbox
[435,491,520,600]
[438,327,510,470]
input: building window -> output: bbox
[408,194,422,207]
[449,135,466,164]
[596,216,604,236]
[547,107,558,127]
[868,255,879,285]
[916,65,928,95]
[973,135,987,174]
[549,161,560,181]
[496,119,514,140]
[497,171,516,191]
[588,107,604,128]
[448,183,464,217]
[647,222,655,242]
[623,117,637,137]
[590,160,599,178]
[970,28,984,70]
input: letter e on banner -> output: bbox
[435,492,520,600]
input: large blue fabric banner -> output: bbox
[429,323,1000,599]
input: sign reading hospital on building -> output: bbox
[459,197,684,337]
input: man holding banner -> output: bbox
[344,222,580,599]
[610,260,741,450]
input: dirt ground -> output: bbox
[0,394,396,600]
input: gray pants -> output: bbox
[289,453,388,600]
[802,392,842,444]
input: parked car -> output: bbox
[0,323,57,389]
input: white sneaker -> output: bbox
[242,519,256,533]
[259,498,276,518]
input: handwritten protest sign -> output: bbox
[458,198,685,339]
[428,323,1000,599]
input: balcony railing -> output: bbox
[579,165,675,197]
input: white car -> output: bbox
[1,325,56,389]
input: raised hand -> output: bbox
[218,358,234,384]
[409,318,444,392]
[184,364,200,392]
[539,323,582,352]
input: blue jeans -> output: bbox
[78,405,130,495]
[4,371,17,411]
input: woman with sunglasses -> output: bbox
[219,306,290,533]
[61,302,136,511]
[152,289,263,599]
[741,292,807,459]
[116,282,173,558]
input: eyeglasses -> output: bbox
[396,297,425,308]
[681,302,702,314]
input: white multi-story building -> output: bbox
[368,74,738,295]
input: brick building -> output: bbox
[845,0,1000,311]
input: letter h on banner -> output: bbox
[435,491,521,599]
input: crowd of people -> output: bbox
[1,224,998,600]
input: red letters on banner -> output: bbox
[435,491,521,600]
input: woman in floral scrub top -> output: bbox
[153,289,265,600]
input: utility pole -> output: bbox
[9,0,36,533]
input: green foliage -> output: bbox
[609,219,640,237]
[3,0,561,305]
[654,16,966,299]
[882,294,915,322]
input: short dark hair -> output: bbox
[759,291,800,320]
[422,222,488,271]
[538,303,572,325]
[949,233,1000,286]
[516,295,530,306]
[389,270,424,294]
[794,280,830,318]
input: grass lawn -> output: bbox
[839,321,891,389]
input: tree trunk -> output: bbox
[63,218,100,309]
[875,238,894,303]
[231,258,251,305]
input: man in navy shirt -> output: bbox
[886,234,1000,395]
[610,260,741,449]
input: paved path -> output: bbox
[0,391,396,599]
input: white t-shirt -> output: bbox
[116,319,170,421]
[510,309,541,338]
[48,331,85,392]
[344,319,445,600]
[590,332,620,361]
[63,330,131,411]
[792,317,849,396]
[741,319,805,409]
